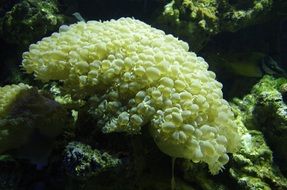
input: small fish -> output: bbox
[205,52,287,78]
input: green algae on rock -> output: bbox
[0,0,65,48]
[63,141,121,180]
[232,75,287,174]
[180,99,287,190]
[230,130,287,190]
[230,105,287,190]
[157,0,272,51]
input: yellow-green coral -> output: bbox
[22,17,241,174]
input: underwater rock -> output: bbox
[157,0,272,51]
[180,97,287,190]
[0,0,65,48]
[232,75,287,174]
[180,159,229,190]
[0,83,70,154]
[63,141,121,180]
[230,130,287,190]
[220,0,272,32]
[0,154,22,190]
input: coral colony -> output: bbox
[22,18,240,174]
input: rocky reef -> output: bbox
[232,75,287,175]
[0,0,287,189]
[0,0,66,48]
[156,0,273,51]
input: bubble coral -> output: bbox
[22,17,241,174]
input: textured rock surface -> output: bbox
[232,75,287,174]
[157,0,272,51]
[0,83,69,154]
[0,0,65,47]
[63,141,121,180]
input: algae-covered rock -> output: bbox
[63,141,121,180]
[180,117,287,190]
[232,75,287,173]
[0,0,65,47]
[220,0,272,32]
[157,0,272,51]
[230,130,287,190]
[180,159,230,190]
[180,95,287,190]
[0,83,70,154]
